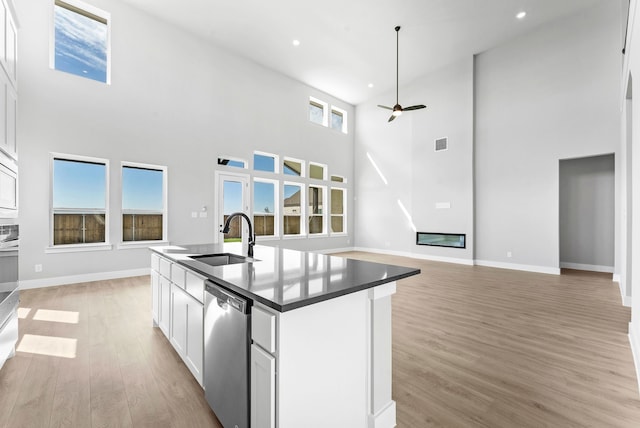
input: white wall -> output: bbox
[559,154,615,272]
[17,0,354,286]
[622,0,640,393]
[474,1,621,273]
[354,57,474,264]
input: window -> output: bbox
[309,162,326,180]
[254,152,278,173]
[52,0,110,83]
[253,179,277,237]
[283,158,304,177]
[122,163,166,243]
[51,155,108,246]
[218,157,246,168]
[416,232,466,249]
[283,183,303,236]
[331,188,345,234]
[330,106,348,134]
[308,185,325,234]
[308,96,348,133]
[330,175,345,183]
[309,97,327,126]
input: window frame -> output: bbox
[309,96,328,127]
[252,177,279,240]
[330,105,348,134]
[282,181,305,238]
[308,184,327,236]
[217,156,247,169]
[50,0,112,84]
[283,156,305,178]
[47,152,111,253]
[119,161,168,249]
[253,151,279,174]
[309,162,327,181]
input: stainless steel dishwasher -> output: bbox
[204,281,251,428]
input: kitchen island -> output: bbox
[150,243,419,428]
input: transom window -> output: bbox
[308,96,348,134]
[52,0,110,83]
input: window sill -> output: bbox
[117,240,170,250]
[45,243,113,254]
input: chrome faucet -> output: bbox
[221,212,255,257]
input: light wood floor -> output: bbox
[1,253,639,427]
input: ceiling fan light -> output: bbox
[392,110,402,117]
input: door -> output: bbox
[216,172,249,244]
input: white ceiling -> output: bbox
[120,0,605,105]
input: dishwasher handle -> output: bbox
[206,281,250,314]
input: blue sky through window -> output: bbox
[254,182,275,214]
[122,167,163,211]
[223,181,243,215]
[254,154,275,172]
[53,159,106,209]
[54,3,108,83]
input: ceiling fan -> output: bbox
[378,26,426,122]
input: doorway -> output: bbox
[559,154,615,274]
[215,172,249,244]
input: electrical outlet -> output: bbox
[35,264,43,272]
[191,212,198,218]
[507,251,512,258]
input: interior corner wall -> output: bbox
[474,1,621,272]
[17,0,354,284]
[354,57,474,262]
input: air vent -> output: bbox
[435,137,448,152]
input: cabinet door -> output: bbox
[185,296,203,386]
[151,270,159,326]
[6,84,15,157]
[170,284,187,356]
[158,275,171,337]
[251,344,276,428]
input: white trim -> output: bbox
[19,268,149,290]
[629,322,640,395]
[45,243,113,253]
[474,259,560,275]
[559,262,614,273]
[121,161,168,243]
[368,400,396,428]
[616,274,632,307]
[316,247,356,254]
[613,273,621,283]
[117,240,169,250]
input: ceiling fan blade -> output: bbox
[388,114,396,122]
[403,105,427,111]
[378,105,393,110]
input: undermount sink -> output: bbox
[189,253,252,267]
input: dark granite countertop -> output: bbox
[150,243,420,312]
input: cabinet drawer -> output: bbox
[252,306,277,353]
[159,257,171,279]
[185,270,205,303]
[171,263,186,288]
[151,253,160,272]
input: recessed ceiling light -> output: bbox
[368,83,374,88]
[516,11,526,19]
[292,39,300,46]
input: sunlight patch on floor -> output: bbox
[16,334,77,359]
[33,309,80,324]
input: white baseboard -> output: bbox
[474,259,561,275]
[351,247,474,266]
[613,273,621,283]
[629,323,640,395]
[616,276,632,307]
[19,268,150,290]
[559,262,614,273]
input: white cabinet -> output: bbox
[150,269,159,325]
[185,292,203,384]
[150,252,204,387]
[158,275,171,337]
[0,0,16,161]
[251,344,276,428]
[170,284,187,355]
